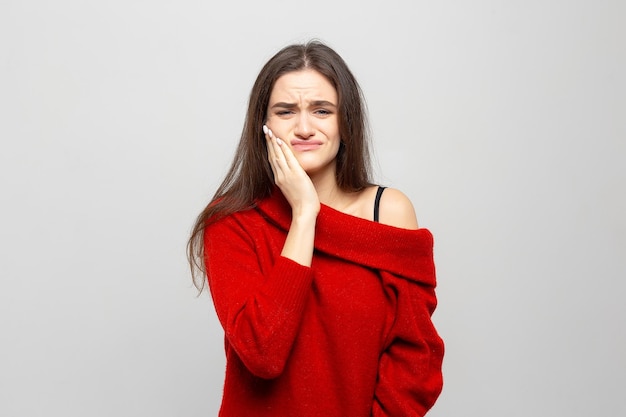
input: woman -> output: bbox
[188,41,444,416]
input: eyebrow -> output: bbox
[270,100,337,109]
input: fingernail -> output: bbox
[268,129,273,137]
[276,138,283,145]
[262,125,268,135]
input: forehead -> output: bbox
[270,70,337,101]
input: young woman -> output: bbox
[188,41,444,416]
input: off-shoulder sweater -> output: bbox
[204,189,444,417]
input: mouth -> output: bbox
[290,139,323,151]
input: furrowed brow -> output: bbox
[270,100,337,109]
[271,102,297,109]
[311,100,336,108]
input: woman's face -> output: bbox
[265,69,340,177]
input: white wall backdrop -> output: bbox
[1,1,624,416]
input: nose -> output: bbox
[294,114,314,139]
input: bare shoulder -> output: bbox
[378,188,419,230]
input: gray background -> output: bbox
[1,0,624,416]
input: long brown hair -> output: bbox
[188,40,373,291]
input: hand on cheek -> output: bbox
[263,125,319,218]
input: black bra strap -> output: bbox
[373,186,386,223]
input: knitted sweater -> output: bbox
[204,189,444,417]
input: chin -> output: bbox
[296,159,322,174]
[301,162,336,178]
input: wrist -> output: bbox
[290,209,318,226]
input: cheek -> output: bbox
[264,118,288,135]
[322,118,340,136]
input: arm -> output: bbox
[205,218,314,379]
[264,125,319,267]
[372,189,444,416]
[372,276,444,416]
[204,126,320,380]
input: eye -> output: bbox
[314,109,332,116]
[275,110,294,116]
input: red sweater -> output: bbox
[204,189,444,416]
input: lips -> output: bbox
[290,139,323,151]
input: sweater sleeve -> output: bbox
[204,215,314,379]
[372,272,444,416]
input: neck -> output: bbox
[309,165,348,209]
